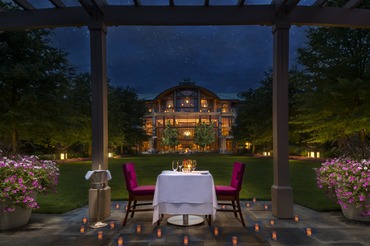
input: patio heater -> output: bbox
[85,165,112,228]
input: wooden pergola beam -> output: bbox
[343,0,363,9]
[50,0,66,8]
[312,0,329,7]
[14,0,35,10]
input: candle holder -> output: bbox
[97,231,103,240]
[109,221,115,229]
[232,236,238,245]
[136,224,141,233]
[115,203,120,209]
[118,236,123,246]
[80,226,85,234]
[294,215,299,222]
[82,217,88,225]
[271,231,277,241]
[254,223,260,232]
[264,204,269,210]
[306,228,312,237]
[270,219,275,226]
[213,227,219,236]
[246,203,250,208]
[157,228,162,238]
[183,235,189,245]
[253,198,257,203]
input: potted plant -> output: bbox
[0,154,59,229]
[315,157,369,221]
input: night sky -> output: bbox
[49,14,308,95]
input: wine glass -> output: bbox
[178,160,183,172]
[192,160,197,171]
[172,160,178,172]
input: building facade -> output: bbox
[140,81,241,153]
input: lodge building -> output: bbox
[140,80,241,153]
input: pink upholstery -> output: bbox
[122,162,155,226]
[215,162,246,226]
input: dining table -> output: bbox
[152,170,218,226]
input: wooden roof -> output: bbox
[0,0,369,30]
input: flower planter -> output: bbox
[0,206,33,230]
[0,192,36,230]
[340,198,370,222]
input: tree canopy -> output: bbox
[194,121,215,151]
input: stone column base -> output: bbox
[89,186,111,221]
[271,185,293,218]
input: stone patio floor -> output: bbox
[0,201,369,245]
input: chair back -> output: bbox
[122,162,138,192]
[230,162,245,191]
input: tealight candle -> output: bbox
[222,205,226,210]
[232,236,238,245]
[125,205,128,211]
[264,204,268,210]
[110,221,115,229]
[246,203,250,207]
[82,217,87,225]
[214,227,219,236]
[272,231,277,241]
[294,215,299,222]
[270,219,275,226]
[118,236,123,246]
[253,198,257,203]
[183,235,189,245]
[157,228,162,238]
[306,228,312,237]
[80,226,85,234]
[254,223,260,232]
[136,225,141,233]
[115,204,120,209]
[98,231,103,240]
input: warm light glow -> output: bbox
[98,231,103,240]
[82,217,87,225]
[254,223,260,232]
[157,228,162,238]
[310,151,315,158]
[108,152,113,158]
[110,221,115,229]
[60,153,67,160]
[183,235,189,245]
[245,142,251,149]
[115,204,120,209]
[270,219,275,226]
[294,215,299,222]
[316,152,320,158]
[264,204,268,210]
[253,198,257,203]
[136,225,141,233]
[272,231,277,241]
[246,203,250,208]
[214,227,219,236]
[306,228,312,237]
[184,131,191,137]
[232,236,238,245]
[118,236,123,245]
[80,226,85,234]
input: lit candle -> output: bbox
[253,198,257,203]
[82,217,87,225]
[222,205,226,210]
[98,231,103,240]
[118,236,123,246]
[254,223,260,232]
[110,221,115,229]
[80,226,85,234]
[246,203,250,208]
[183,235,189,245]
[115,204,120,209]
[136,225,141,233]
[306,228,312,237]
[157,228,162,238]
[264,204,268,210]
[294,215,299,222]
[272,231,277,241]
[214,227,219,236]
[270,219,275,226]
[125,205,128,211]
[232,236,238,245]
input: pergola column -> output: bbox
[271,19,294,218]
[88,21,111,221]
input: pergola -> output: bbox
[1,0,369,220]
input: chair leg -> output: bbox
[235,199,245,227]
[131,200,137,218]
[232,200,238,218]
[123,199,132,226]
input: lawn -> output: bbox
[35,154,340,214]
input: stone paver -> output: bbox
[0,201,369,245]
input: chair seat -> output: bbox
[132,185,156,196]
[215,185,237,196]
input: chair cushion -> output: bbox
[215,185,237,196]
[131,185,156,196]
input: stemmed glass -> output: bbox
[178,160,183,172]
[192,160,197,171]
[172,160,178,172]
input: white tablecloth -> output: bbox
[152,171,218,224]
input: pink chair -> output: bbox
[122,162,156,226]
[215,162,246,226]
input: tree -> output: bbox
[292,27,370,159]
[108,86,148,154]
[0,29,75,154]
[161,121,179,152]
[194,121,215,151]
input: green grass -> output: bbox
[34,154,340,214]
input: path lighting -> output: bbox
[60,153,67,160]
[245,142,251,149]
